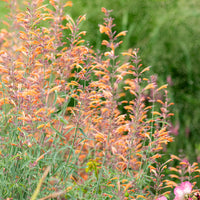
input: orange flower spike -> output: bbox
[110,42,115,51]
[37,124,45,129]
[78,14,86,24]
[115,31,127,38]
[110,177,119,181]
[49,0,56,8]
[156,84,168,92]
[169,174,180,179]
[35,154,44,163]
[121,51,132,57]
[170,154,181,161]
[99,25,110,36]
[152,111,161,116]
[66,14,75,25]
[103,193,113,198]
[157,99,164,105]
[123,181,132,192]
[140,66,151,74]
[101,40,109,46]
[136,195,147,199]
[101,7,108,14]
[143,83,155,91]
[11,143,18,146]
[63,1,73,7]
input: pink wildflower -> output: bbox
[156,196,167,200]
[174,181,192,200]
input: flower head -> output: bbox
[174,181,192,200]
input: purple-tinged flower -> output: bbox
[156,196,167,200]
[167,75,173,86]
[174,181,192,200]
[169,122,179,136]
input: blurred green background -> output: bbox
[1,0,200,162]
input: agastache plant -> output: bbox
[0,1,200,199]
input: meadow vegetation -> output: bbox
[0,0,200,199]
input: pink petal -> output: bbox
[180,181,192,194]
[156,196,167,200]
[174,186,185,198]
[174,186,185,200]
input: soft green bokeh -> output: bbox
[0,1,9,29]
